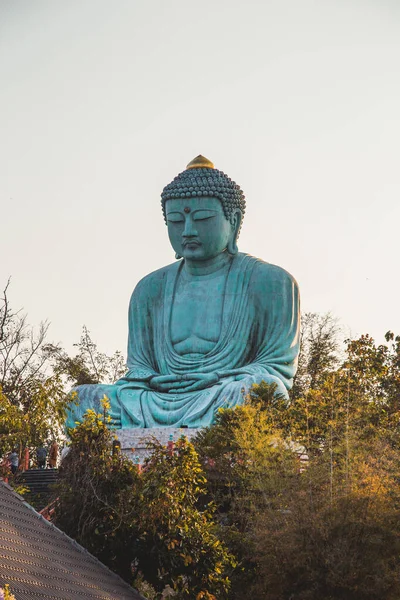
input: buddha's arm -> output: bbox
[116,366,157,385]
[146,369,286,396]
[217,368,289,397]
[215,264,300,396]
[238,264,300,393]
[120,274,165,385]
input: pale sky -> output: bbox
[1,0,399,357]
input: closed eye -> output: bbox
[167,213,184,223]
[193,210,217,221]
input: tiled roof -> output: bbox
[0,482,143,600]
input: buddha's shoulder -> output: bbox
[240,253,299,290]
[131,261,180,297]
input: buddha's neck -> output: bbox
[183,252,232,277]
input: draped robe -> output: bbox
[66,253,300,429]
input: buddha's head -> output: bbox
[161,155,246,261]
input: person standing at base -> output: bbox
[36,446,47,469]
[60,444,70,463]
[48,441,58,468]
[9,449,19,475]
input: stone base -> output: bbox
[116,427,201,462]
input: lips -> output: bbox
[183,240,201,247]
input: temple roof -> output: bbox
[0,482,143,599]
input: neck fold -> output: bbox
[183,251,232,276]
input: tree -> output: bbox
[0,280,69,455]
[244,435,400,600]
[135,437,235,599]
[0,280,126,458]
[48,325,126,387]
[194,327,400,600]
[0,376,67,457]
[54,399,140,577]
[54,400,235,599]
[291,312,342,399]
[0,279,57,404]
[194,397,302,597]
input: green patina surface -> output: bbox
[66,157,300,429]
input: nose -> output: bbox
[182,216,198,238]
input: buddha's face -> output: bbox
[166,196,236,261]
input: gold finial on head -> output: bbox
[186,155,215,170]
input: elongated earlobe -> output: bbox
[175,252,182,260]
[227,239,238,256]
[227,210,242,255]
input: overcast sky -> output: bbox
[1,0,399,358]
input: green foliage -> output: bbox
[54,398,140,577]
[0,281,126,460]
[194,330,400,599]
[292,312,342,399]
[55,401,234,599]
[133,573,158,600]
[4,278,399,600]
[242,436,400,600]
[194,397,302,595]
[195,391,299,516]
[0,377,68,457]
[0,584,17,600]
[0,280,70,455]
[135,437,235,599]
[49,325,126,386]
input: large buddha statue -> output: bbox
[66,156,300,429]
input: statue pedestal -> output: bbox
[116,428,200,462]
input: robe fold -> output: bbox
[66,253,300,429]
